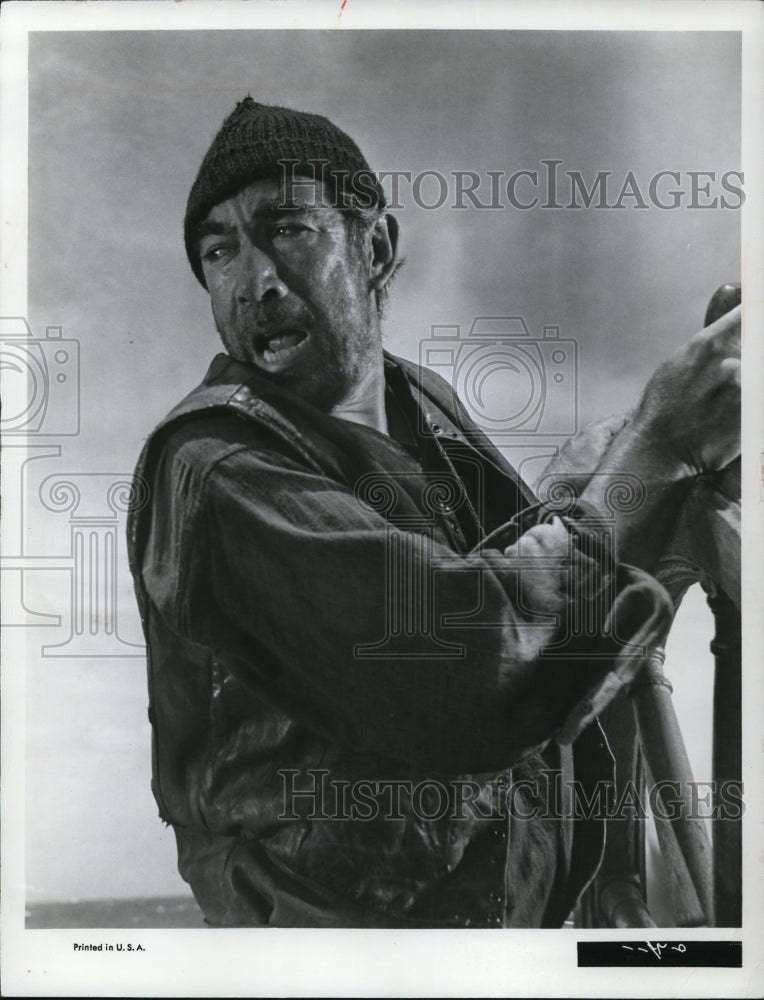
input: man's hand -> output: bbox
[631,304,741,476]
[571,298,741,574]
[535,411,631,489]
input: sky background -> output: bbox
[18,28,740,907]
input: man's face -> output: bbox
[196,177,380,412]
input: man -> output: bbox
[127,98,740,927]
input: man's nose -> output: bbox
[235,243,288,303]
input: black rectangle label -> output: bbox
[577,940,742,967]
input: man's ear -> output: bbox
[369,213,399,294]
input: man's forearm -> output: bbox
[545,299,740,577]
[579,420,697,574]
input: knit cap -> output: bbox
[184,97,386,286]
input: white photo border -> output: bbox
[1,1,762,997]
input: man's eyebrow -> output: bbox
[256,195,335,218]
[194,195,335,243]
[194,219,236,241]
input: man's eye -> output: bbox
[201,245,232,263]
[271,223,308,239]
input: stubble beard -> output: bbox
[218,293,380,414]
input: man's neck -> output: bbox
[331,353,389,436]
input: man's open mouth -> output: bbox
[254,329,309,369]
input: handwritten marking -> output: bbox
[621,941,688,960]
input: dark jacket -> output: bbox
[127,352,671,927]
